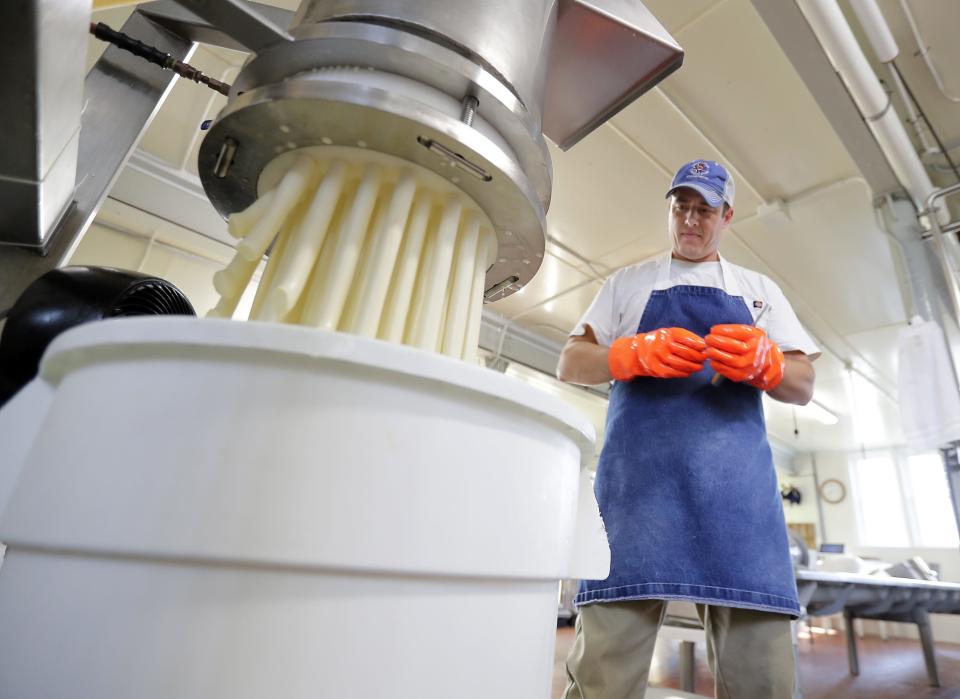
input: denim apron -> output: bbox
[576,255,800,617]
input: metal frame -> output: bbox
[139,1,294,53]
[0,6,194,315]
[798,569,960,687]
[0,0,295,315]
[0,0,88,249]
[163,0,292,52]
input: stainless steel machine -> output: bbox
[0,0,683,313]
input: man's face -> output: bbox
[668,188,733,262]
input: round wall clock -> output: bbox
[819,478,846,504]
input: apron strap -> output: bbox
[653,253,743,298]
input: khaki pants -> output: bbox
[563,600,796,699]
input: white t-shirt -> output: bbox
[572,254,820,358]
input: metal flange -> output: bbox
[199,73,546,298]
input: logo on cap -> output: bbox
[666,158,736,208]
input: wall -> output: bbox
[70,198,262,317]
[792,451,960,644]
[777,465,821,542]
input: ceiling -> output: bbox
[86,0,960,454]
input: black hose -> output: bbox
[89,21,231,96]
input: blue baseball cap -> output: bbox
[666,159,736,208]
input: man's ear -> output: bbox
[722,206,735,227]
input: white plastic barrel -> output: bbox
[0,317,609,699]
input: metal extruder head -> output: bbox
[197,0,682,302]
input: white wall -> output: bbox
[777,465,822,539]
[793,451,960,644]
[70,198,262,317]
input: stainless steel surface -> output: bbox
[544,0,683,150]
[0,9,193,314]
[0,0,87,248]
[231,21,552,208]
[460,95,479,127]
[140,1,294,52]
[289,0,683,150]
[797,569,960,592]
[195,0,684,301]
[169,0,292,52]
[198,75,546,292]
[291,0,557,120]
[797,568,960,687]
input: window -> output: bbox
[852,451,960,548]
[903,454,960,548]
[851,455,911,547]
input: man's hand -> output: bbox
[608,328,707,381]
[705,324,784,391]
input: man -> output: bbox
[557,159,818,698]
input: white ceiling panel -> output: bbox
[641,0,723,35]
[608,88,765,216]
[487,255,603,333]
[716,232,894,390]
[547,129,676,261]
[595,242,671,273]
[764,373,904,452]
[731,178,907,336]
[807,345,849,385]
[843,324,904,387]
[653,0,862,202]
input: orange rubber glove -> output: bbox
[608,328,707,381]
[705,324,785,391]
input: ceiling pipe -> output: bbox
[845,0,960,319]
[796,0,960,335]
[848,0,898,62]
[849,0,939,158]
[852,0,960,182]
[796,0,947,225]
